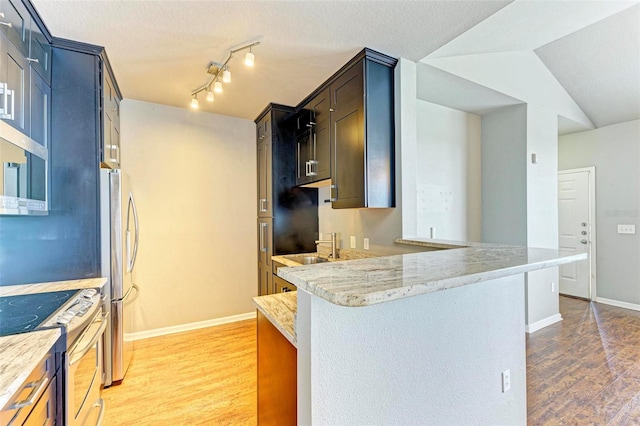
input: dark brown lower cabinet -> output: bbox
[257,311,297,425]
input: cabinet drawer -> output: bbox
[28,28,51,85]
[1,351,56,425]
[23,372,56,426]
[256,115,271,141]
[274,275,296,293]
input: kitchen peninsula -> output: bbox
[257,238,586,425]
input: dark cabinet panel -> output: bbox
[28,20,51,85]
[295,88,330,185]
[329,53,395,209]
[257,137,272,217]
[255,104,318,296]
[29,66,48,146]
[102,70,120,168]
[0,0,29,56]
[0,31,28,134]
[330,64,365,208]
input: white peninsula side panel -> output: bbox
[297,274,527,425]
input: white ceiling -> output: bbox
[32,0,639,132]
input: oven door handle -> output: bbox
[69,312,109,366]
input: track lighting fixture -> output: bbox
[190,41,259,108]
[222,66,231,83]
[245,47,255,67]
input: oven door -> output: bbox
[66,311,108,426]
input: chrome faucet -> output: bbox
[315,232,339,259]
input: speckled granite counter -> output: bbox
[253,291,297,347]
[0,329,62,408]
[0,278,108,409]
[278,239,587,307]
[0,277,107,297]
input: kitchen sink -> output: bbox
[283,255,329,265]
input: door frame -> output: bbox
[558,167,597,300]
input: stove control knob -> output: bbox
[81,289,97,299]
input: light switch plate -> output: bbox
[618,224,636,234]
[350,236,356,249]
[363,238,370,250]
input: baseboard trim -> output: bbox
[126,312,256,341]
[525,313,563,334]
[595,297,640,312]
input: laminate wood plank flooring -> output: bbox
[101,319,257,426]
[101,297,640,425]
[527,296,640,425]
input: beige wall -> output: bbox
[120,100,257,335]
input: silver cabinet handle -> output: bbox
[330,184,338,202]
[308,160,317,176]
[0,21,12,28]
[0,82,14,120]
[93,398,106,426]
[259,198,267,212]
[26,58,39,63]
[260,223,268,252]
[9,376,49,409]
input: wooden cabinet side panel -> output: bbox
[257,311,297,426]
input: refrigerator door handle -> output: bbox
[126,192,139,272]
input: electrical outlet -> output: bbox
[551,282,555,293]
[618,224,636,234]
[502,370,511,393]
[363,238,370,250]
[350,236,356,249]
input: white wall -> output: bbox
[415,100,482,241]
[481,104,561,330]
[559,120,640,306]
[298,274,527,425]
[120,99,257,334]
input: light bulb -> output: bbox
[244,51,255,67]
[191,95,199,109]
[222,68,231,83]
[206,90,214,102]
[214,81,223,93]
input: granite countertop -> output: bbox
[0,277,108,408]
[0,277,107,297]
[0,329,61,409]
[277,238,587,307]
[253,291,297,347]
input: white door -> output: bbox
[558,169,595,299]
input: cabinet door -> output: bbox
[258,217,273,295]
[0,31,28,135]
[103,71,120,168]
[310,88,330,181]
[29,66,49,147]
[28,19,51,85]
[0,0,29,56]
[257,137,272,217]
[295,127,311,185]
[330,61,365,208]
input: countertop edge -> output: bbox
[253,292,297,347]
[0,277,108,297]
[0,329,62,409]
[278,245,587,307]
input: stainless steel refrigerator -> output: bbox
[100,167,140,386]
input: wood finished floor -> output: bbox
[101,298,640,425]
[527,296,640,425]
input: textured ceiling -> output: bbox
[31,0,640,131]
[31,0,510,120]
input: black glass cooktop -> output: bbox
[0,290,76,337]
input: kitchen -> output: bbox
[1,1,640,425]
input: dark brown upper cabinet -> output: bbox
[295,88,330,185]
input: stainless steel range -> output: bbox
[0,289,107,426]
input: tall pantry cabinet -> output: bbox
[255,104,318,296]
